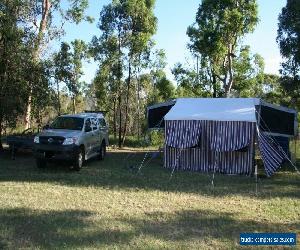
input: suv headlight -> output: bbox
[63,137,78,145]
[34,136,39,144]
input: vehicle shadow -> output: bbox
[0,149,299,200]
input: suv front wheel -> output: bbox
[98,142,106,160]
[74,147,84,171]
[36,158,47,168]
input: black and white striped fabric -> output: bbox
[165,120,202,148]
[210,121,254,152]
[164,120,256,175]
[257,131,286,177]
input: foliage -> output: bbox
[0,1,35,148]
[172,45,265,98]
[54,40,88,113]
[172,62,211,97]
[148,130,164,146]
[232,45,265,97]
[277,0,300,109]
[19,0,92,129]
[93,0,158,147]
[187,0,259,96]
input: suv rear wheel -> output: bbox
[36,158,47,168]
[98,141,106,160]
[74,147,84,171]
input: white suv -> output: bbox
[33,112,109,170]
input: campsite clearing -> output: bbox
[0,148,299,249]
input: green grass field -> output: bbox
[0,148,299,249]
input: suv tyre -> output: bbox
[36,158,47,168]
[74,147,84,171]
[98,142,106,160]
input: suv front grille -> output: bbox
[39,136,65,145]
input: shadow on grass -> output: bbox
[0,149,299,199]
[0,207,299,249]
[121,209,300,243]
[0,208,132,249]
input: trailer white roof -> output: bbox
[164,98,261,122]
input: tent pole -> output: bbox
[255,163,258,196]
[211,151,218,189]
[169,149,182,180]
[255,103,261,196]
[294,136,297,165]
[253,123,258,195]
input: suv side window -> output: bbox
[91,118,98,131]
[85,118,92,132]
[98,118,106,128]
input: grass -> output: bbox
[0,147,299,249]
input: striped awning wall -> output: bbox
[257,131,286,177]
[210,121,254,152]
[165,120,202,148]
[164,120,256,175]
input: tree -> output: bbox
[90,31,122,143]
[54,40,87,114]
[172,62,211,97]
[0,1,51,148]
[94,0,157,147]
[260,74,284,105]
[277,0,300,109]
[0,1,26,148]
[232,45,264,97]
[53,42,72,115]
[187,0,259,97]
[22,0,92,129]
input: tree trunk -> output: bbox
[137,73,141,141]
[24,0,51,129]
[117,25,122,148]
[118,94,122,148]
[225,46,234,97]
[212,74,217,98]
[72,96,76,114]
[0,119,3,151]
[113,98,117,143]
[25,88,33,129]
[121,59,131,146]
[56,80,61,115]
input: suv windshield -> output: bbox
[50,117,84,131]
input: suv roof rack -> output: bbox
[84,110,107,115]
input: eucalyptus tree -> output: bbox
[172,62,211,97]
[95,0,157,147]
[22,0,92,129]
[53,42,72,115]
[0,1,33,149]
[277,0,300,109]
[90,33,121,142]
[187,0,259,97]
[232,45,264,97]
[54,40,87,114]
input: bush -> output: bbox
[148,130,164,147]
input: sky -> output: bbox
[59,0,286,84]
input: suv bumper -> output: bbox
[34,144,79,161]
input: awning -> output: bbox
[164,98,260,122]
